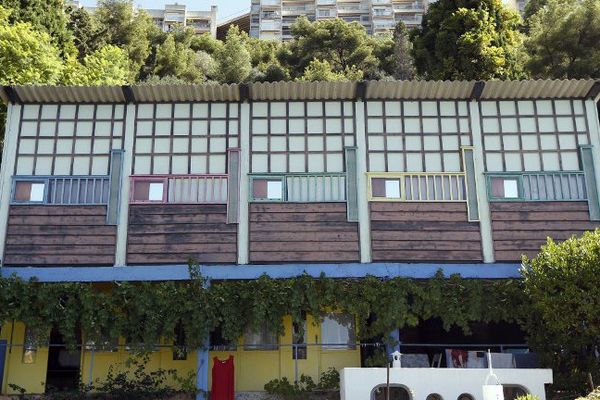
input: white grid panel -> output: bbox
[365,100,472,173]
[15,104,125,176]
[250,101,356,174]
[480,99,589,172]
[133,103,239,175]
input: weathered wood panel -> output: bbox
[4,205,116,266]
[127,204,237,264]
[249,203,359,263]
[370,202,482,262]
[490,201,600,261]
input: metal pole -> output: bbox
[89,347,95,387]
[294,344,298,383]
[386,360,390,400]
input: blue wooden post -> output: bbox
[196,339,210,400]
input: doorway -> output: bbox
[45,329,81,392]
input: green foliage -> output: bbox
[300,59,364,82]
[64,45,131,85]
[0,0,74,57]
[93,0,158,80]
[521,230,600,393]
[283,16,380,79]
[0,6,64,85]
[67,6,103,61]
[153,35,204,83]
[515,395,540,400]
[0,268,524,352]
[265,375,316,400]
[317,368,340,391]
[215,25,252,83]
[577,388,600,400]
[264,369,339,399]
[392,22,415,80]
[525,0,600,79]
[411,0,527,80]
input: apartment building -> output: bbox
[146,3,218,37]
[248,0,524,40]
[66,1,218,37]
[0,79,599,397]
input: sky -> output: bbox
[79,0,251,23]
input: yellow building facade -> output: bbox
[0,316,360,395]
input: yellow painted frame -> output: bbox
[367,171,468,202]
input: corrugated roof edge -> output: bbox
[1,79,599,104]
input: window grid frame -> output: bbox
[132,102,240,175]
[365,100,472,173]
[249,100,356,174]
[480,99,590,173]
[14,104,126,176]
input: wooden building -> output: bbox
[0,80,599,396]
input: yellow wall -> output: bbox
[1,316,361,394]
[1,322,50,394]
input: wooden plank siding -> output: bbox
[4,205,116,266]
[490,201,600,261]
[127,204,237,264]
[370,203,483,262]
[249,203,360,263]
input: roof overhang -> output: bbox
[1,79,598,105]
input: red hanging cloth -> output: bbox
[211,355,234,400]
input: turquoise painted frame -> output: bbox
[485,173,524,202]
[485,171,587,202]
[248,173,347,203]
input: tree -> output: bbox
[411,0,526,80]
[0,6,64,85]
[525,0,600,79]
[391,22,415,80]
[523,0,548,24]
[153,35,203,83]
[521,230,600,393]
[282,16,380,79]
[75,45,130,85]
[300,59,364,82]
[67,6,103,61]
[215,26,252,84]
[93,0,157,80]
[0,0,74,56]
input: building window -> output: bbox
[131,179,166,203]
[22,326,39,364]
[321,313,356,350]
[489,176,521,200]
[244,324,279,351]
[371,178,401,199]
[210,327,237,351]
[252,178,284,201]
[14,181,46,203]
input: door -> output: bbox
[45,329,81,392]
[0,339,7,392]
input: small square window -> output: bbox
[490,177,521,200]
[372,178,401,199]
[252,178,283,201]
[132,179,166,203]
[13,181,46,203]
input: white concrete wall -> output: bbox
[340,368,553,400]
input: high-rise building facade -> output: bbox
[249,0,524,40]
[66,1,218,37]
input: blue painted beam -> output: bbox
[0,262,522,282]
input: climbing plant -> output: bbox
[0,268,525,350]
